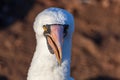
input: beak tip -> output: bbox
[58,60,62,66]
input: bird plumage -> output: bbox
[27,7,74,80]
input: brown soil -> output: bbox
[0,0,120,80]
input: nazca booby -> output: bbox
[27,7,74,80]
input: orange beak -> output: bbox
[46,25,64,65]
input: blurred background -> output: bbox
[0,0,120,80]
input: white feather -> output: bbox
[27,7,74,80]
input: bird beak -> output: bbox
[46,25,63,65]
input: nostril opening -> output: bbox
[0,75,8,80]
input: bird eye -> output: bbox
[43,25,51,36]
[43,25,48,31]
[63,25,69,38]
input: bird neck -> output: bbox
[27,35,72,80]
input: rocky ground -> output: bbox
[0,0,120,80]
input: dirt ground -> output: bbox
[0,0,120,80]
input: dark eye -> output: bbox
[63,25,69,38]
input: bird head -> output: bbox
[33,7,74,65]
